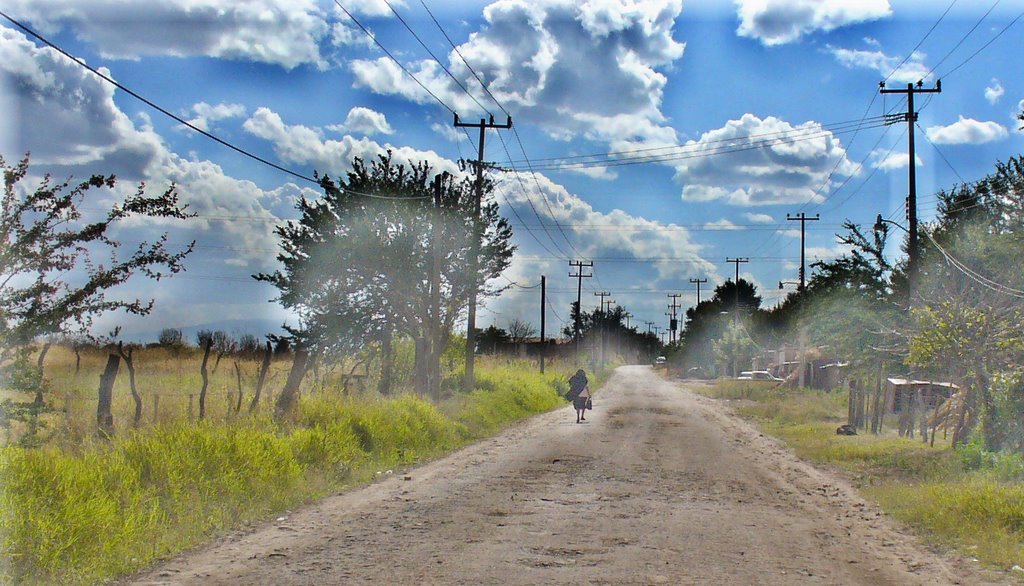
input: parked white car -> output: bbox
[737,370,782,381]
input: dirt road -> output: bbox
[133,366,986,585]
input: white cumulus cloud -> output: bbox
[743,212,774,223]
[829,45,930,84]
[348,0,685,146]
[4,0,330,69]
[736,0,891,46]
[675,114,858,206]
[184,102,247,132]
[328,106,394,136]
[243,107,461,178]
[925,116,1008,145]
[871,149,921,171]
[985,79,1004,105]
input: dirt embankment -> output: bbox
[131,366,998,585]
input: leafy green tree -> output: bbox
[713,322,756,378]
[0,154,193,358]
[1,154,192,440]
[258,152,513,402]
[476,325,510,354]
[674,278,760,374]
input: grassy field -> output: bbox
[0,345,600,584]
[697,379,1024,572]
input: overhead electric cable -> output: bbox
[502,115,888,166]
[380,0,492,117]
[923,0,1000,79]
[0,10,432,200]
[882,0,958,84]
[938,7,1024,80]
[333,0,455,115]
[0,10,317,185]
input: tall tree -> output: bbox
[0,155,193,359]
[257,153,513,403]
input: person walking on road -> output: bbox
[566,369,591,423]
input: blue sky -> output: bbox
[2,0,1023,342]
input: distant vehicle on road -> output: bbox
[737,370,782,382]
[654,356,667,368]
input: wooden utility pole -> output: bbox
[595,291,611,368]
[540,275,546,374]
[569,260,593,362]
[425,174,445,398]
[667,293,682,344]
[786,212,819,292]
[879,80,941,303]
[689,277,707,305]
[725,257,749,324]
[454,113,512,392]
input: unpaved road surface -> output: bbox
[133,366,995,585]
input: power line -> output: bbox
[923,230,1024,298]
[0,10,319,185]
[924,0,1001,79]
[937,7,1024,80]
[501,115,888,167]
[883,0,959,84]
[412,2,584,258]
[513,119,890,171]
[381,0,491,117]
[333,0,456,115]
[917,123,967,184]
[418,0,511,119]
[0,11,436,201]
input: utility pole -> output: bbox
[428,174,444,398]
[540,275,546,374]
[725,258,750,323]
[454,112,512,392]
[667,293,682,344]
[786,212,819,292]
[645,321,655,334]
[595,291,611,368]
[623,312,633,329]
[689,278,707,305]
[880,80,941,304]
[569,260,593,362]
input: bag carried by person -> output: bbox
[585,397,593,410]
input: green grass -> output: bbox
[697,380,1024,572]
[0,357,587,584]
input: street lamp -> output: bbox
[778,280,800,290]
[874,214,908,234]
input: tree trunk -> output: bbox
[870,368,882,434]
[978,369,999,451]
[96,354,120,437]
[274,349,309,421]
[233,361,244,414]
[249,342,272,413]
[198,339,212,420]
[117,342,143,427]
[378,328,394,396]
[847,379,856,426]
[855,379,866,429]
[33,342,51,406]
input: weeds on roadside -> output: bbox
[697,380,1024,571]
[0,359,580,585]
